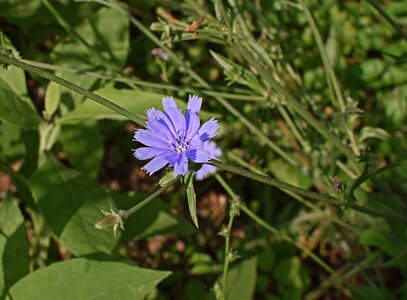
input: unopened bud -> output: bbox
[95,209,128,238]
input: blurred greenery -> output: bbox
[0,0,406,299]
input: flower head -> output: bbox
[195,141,222,181]
[133,95,219,176]
[151,48,168,61]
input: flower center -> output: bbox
[170,130,190,154]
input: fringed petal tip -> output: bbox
[187,95,202,114]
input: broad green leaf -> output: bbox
[359,228,402,257]
[114,192,196,240]
[60,121,103,179]
[30,156,118,256]
[0,123,25,160]
[0,197,29,298]
[57,72,101,113]
[51,7,129,70]
[186,172,198,228]
[0,78,41,128]
[225,256,258,300]
[57,87,219,124]
[0,36,28,99]
[274,256,310,300]
[57,88,168,124]
[0,0,41,20]
[7,258,171,300]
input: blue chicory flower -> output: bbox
[195,141,222,181]
[133,95,219,177]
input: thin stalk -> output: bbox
[125,177,179,216]
[21,59,266,101]
[351,204,407,222]
[0,53,145,126]
[240,204,335,274]
[215,175,237,300]
[211,160,340,204]
[226,152,358,233]
[236,45,361,173]
[214,157,407,222]
[277,105,310,152]
[299,0,360,156]
[367,0,407,41]
[304,250,383,300]
[214,173,335,284]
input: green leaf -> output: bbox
[44,82,60,118]
[359,126,390,142]
[57,87,218,124]
[57,88,169,124]
[0,123,25,160]
[30,156,118,256]
[60,121,103,179]
[225,256,258,300]
[186,172,198,228]
[274,256,310,300]
[51,7,129,70]
[0,36,28,98]
[7,258,171,300]
[0,197,29,298]
[359,228,402,257]
[0,78,41,128]
[114,192,196,240]
[0,0,41,20]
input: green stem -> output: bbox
[0,53,145,126]
[125,177,179,216]
[235,45,361,173]
[215,173,335,275]
[367,0,407,41]
[226,152,358,232]
[212,160,340,204]
[300,0,360,156]
[21,59,266,101]
[216,174,237,300]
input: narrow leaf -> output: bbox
[186,172,199,228]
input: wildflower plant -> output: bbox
[0,0,406,300]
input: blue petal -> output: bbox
[142,153,169,175]
[134,129,168,148]
[162,96,186,134]
[189,118,219,148]
[146,108,177,142]
[187,95,202,114]
[186,149,211,163]
[165,152,180,167]
[185,109,200,141]
[198,118,219,142]
[195,164,217,181]
[133,147,167,160]
[174,153,189,176]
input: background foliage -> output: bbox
[0,0,406,299]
